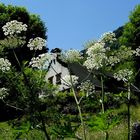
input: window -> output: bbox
[53,59,56,64]
[48,76,53,84]
[56,73,61,85]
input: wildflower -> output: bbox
[0,58,11,72]
[86,42,106,56]
[116,46,134,61]
[84,55,106,70]
[107,46,134,66]
[79,80,95,92]
[61,75,79,87]
[99,31,116,44]
[78,80,95,97]
[113,69,133,82]
[107,55,120,66]
[84,42,107,70]
[61,49,82,62]
[2,20,27,36]
[27,37,46,51]
[134,46,140,56]
[0,88,9,99]
[29,53,51,69]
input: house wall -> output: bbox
[45,54,70,90]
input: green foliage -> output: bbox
[119,4,140,49]
[0,121,45,140]
[117,4,140,89]
[87,109,122,132]
[80,93,101,113]
[49,115,79,139]
[10,119,30,139]
[28,14,47,39]
[0,122,13,140]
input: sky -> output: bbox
[0,0,139,51]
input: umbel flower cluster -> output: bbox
[117,46,134,60]
[62,49,82,62]
[2,20,46,51]
[84,32,120,70]
[83,32,137,70]
[2,20,27,36]
[61,75,79,87]
[135,46,140,56]
[0,58,11,72]
[99,31,116,44]
[27,37,46,51]
[107,55,120,66]
[84,42,107,70]
[113,69,133,82]
[29,53,51,69]
[107,46,134,66]
[79,80,95,97]
[0,88,9,99]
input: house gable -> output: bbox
[45,53,70,90]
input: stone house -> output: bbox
[45,52,70,90]
[45,48,101,91]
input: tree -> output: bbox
[119,4,140,49]
[119,4,140,89]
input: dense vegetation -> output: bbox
[0,3,48,68]
[0,3,140,140]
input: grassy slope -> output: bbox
[0,104,140,140]
[64,104,140,140]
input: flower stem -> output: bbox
[69,71,86,140]
[105,131,109,140]
[71,87,86,140]
[127,83,131,140]
[101,75,105,113]
[13,50,50,140]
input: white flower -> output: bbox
[62,49,82,62]
[27,37,46,51]
[61,75,79,87]
[134,46,140,56]
[84,42,107,70]
[114,69,133,82]
[78,80,95,97]
[117,46,134,60]
[0,88,9,99]
[84,55,106,70]
[0,58,11,72]
[107,55,120,66]
[107,46,134,66]
[29,53,51,69]
[99,99,103,103]
[99,31,116,43]
[79,80,95,91]
[86,42,106,56]
[2,20,27,36]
